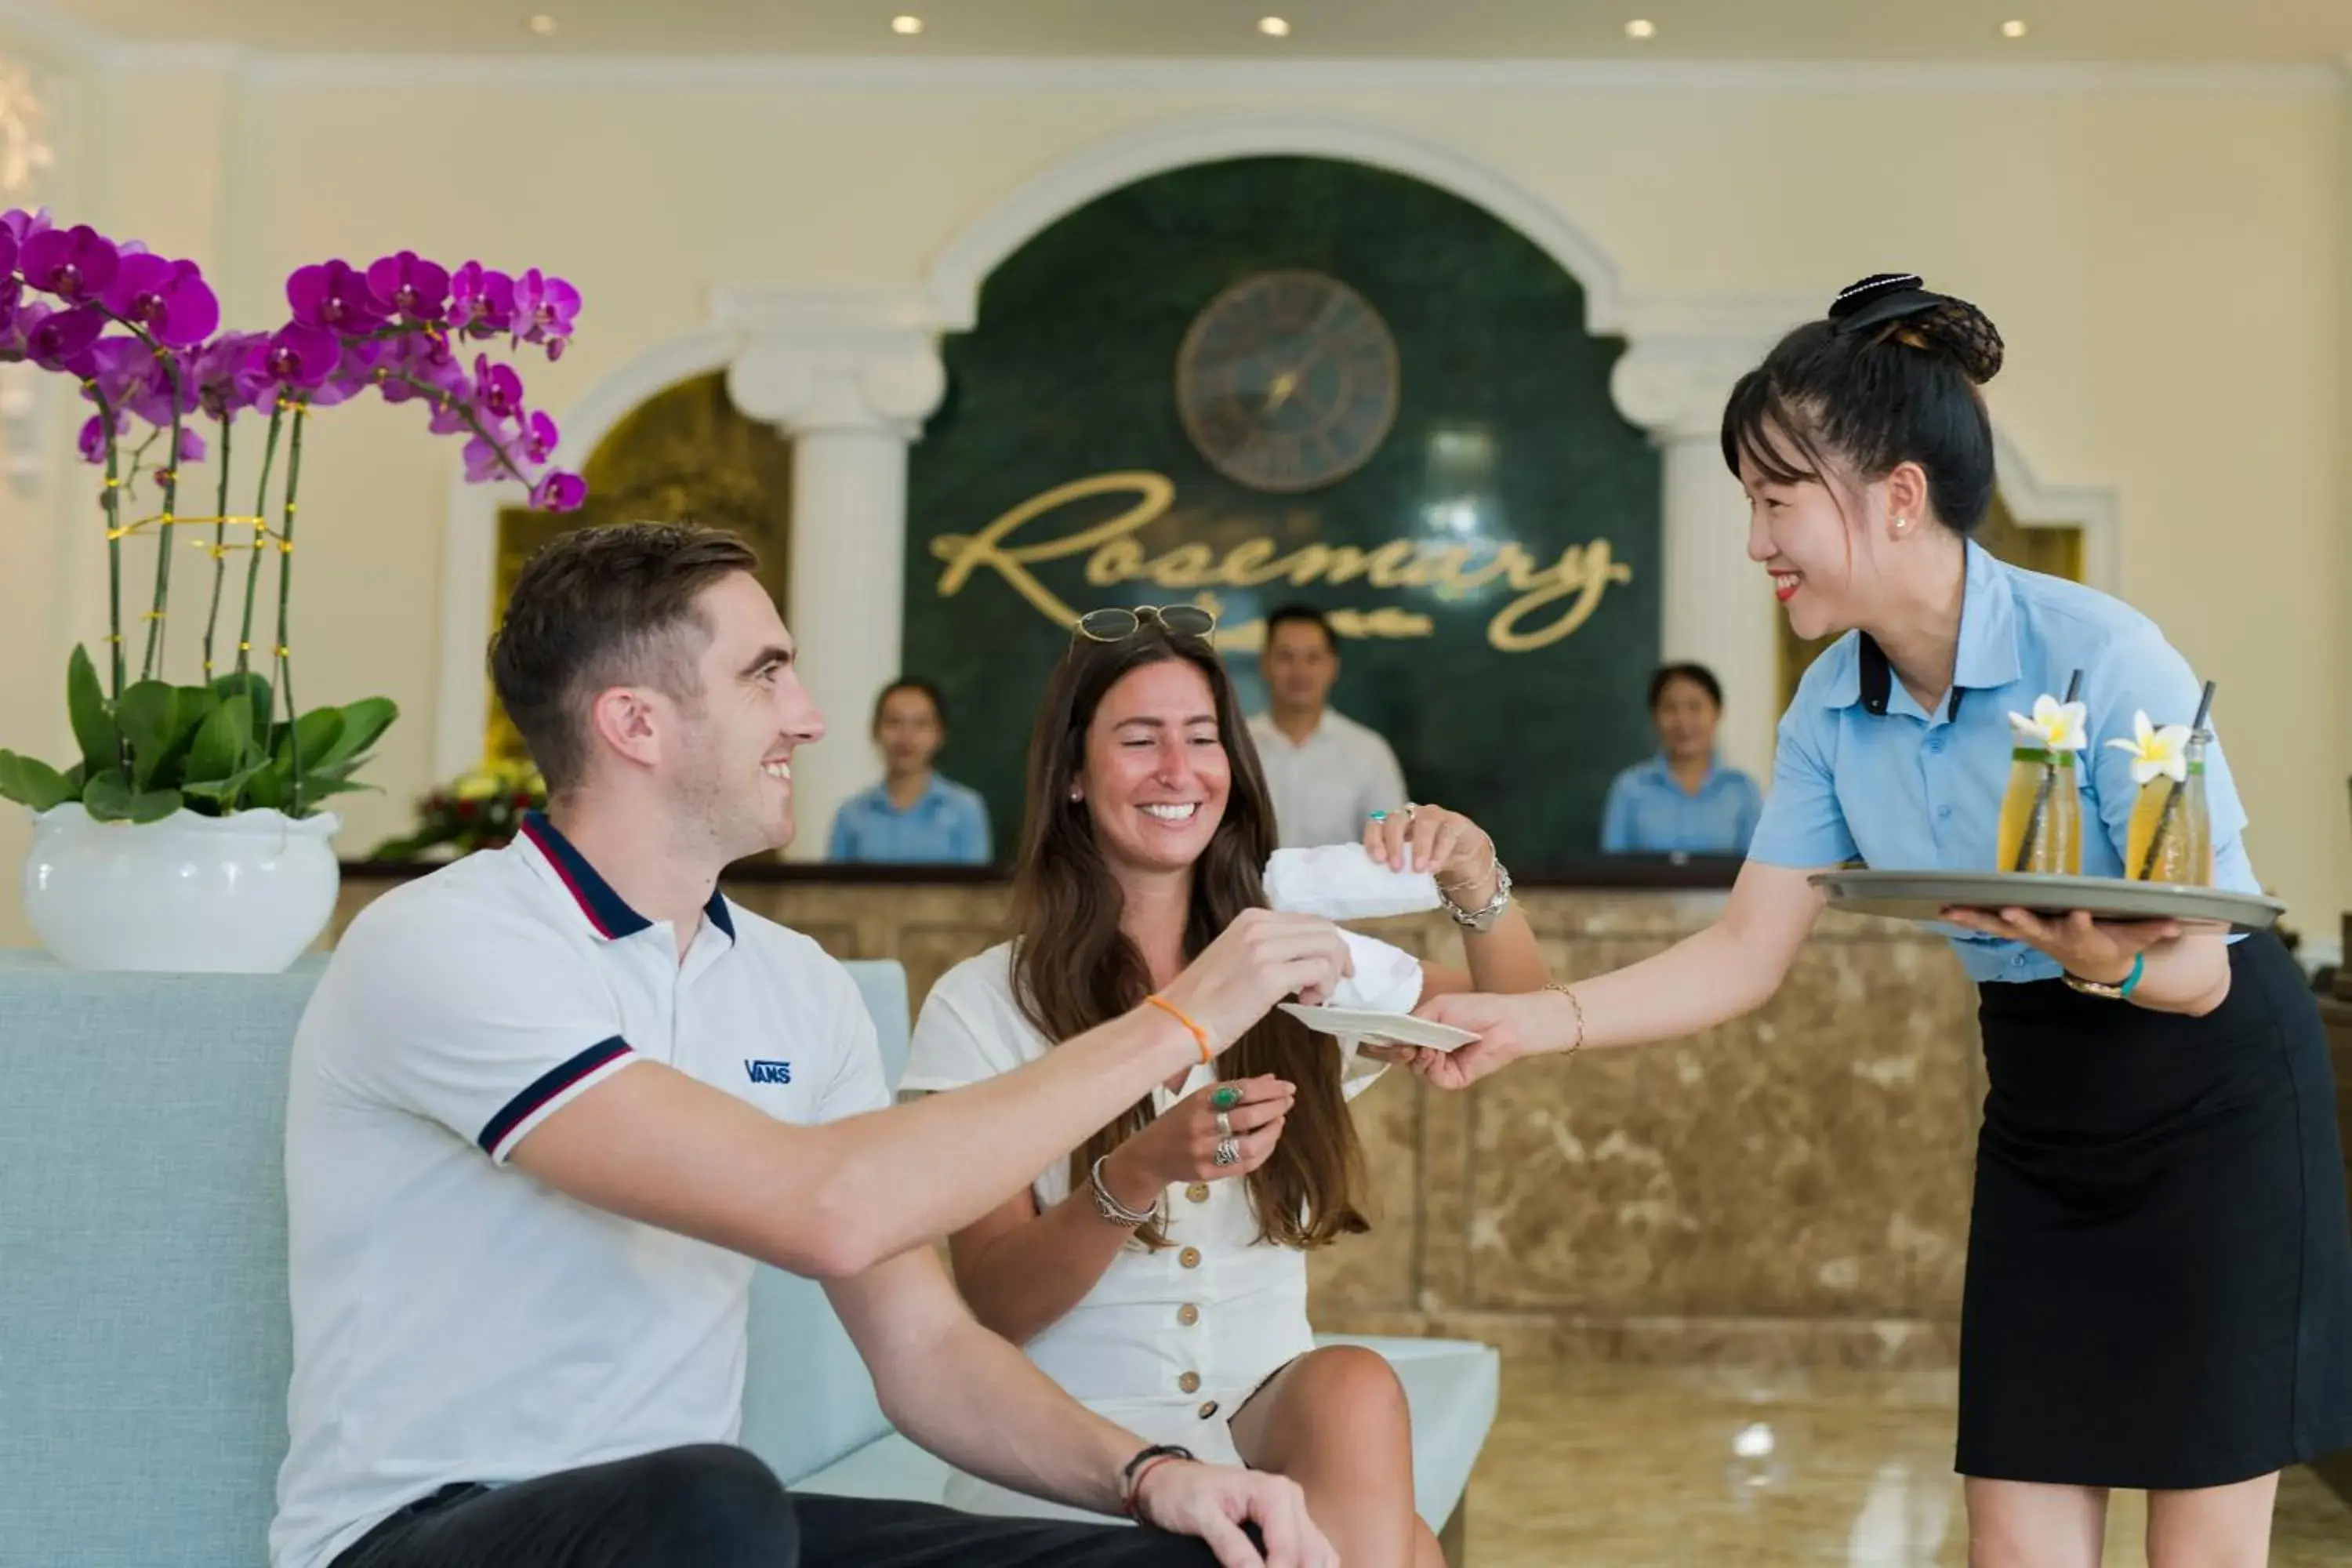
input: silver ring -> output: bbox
[1402,802,1420,822]
[1214,1110,1233,1138]
[1212,1136,1240,1167]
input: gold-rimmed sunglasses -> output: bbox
[1070,604,1218,644]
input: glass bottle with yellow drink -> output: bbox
[2108,711,2213,885]
[1997,692,2087,874]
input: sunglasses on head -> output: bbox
[1070,604,1218,644]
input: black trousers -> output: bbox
[329,1443,1227,1568]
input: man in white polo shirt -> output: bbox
[274,524,1350,1568]
[1245,604,1410,849]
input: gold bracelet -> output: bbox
[1545,982,1587,1058]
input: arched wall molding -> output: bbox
[920,111,1632,336]
[430,324,742,777]
[1994,426,2122,591]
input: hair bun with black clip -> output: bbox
[1828,273,1937,333]
[1828,271,2003,385]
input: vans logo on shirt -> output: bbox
[744,1059,793,1085]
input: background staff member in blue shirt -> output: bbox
[1393,274,2352,1567]
[827,678,993,864]
[1598,662,1763,855]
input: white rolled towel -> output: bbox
[1263,843,1441,922]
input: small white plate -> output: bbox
[1279,1003,1478,1052]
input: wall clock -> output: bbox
[1174,269,1400,493]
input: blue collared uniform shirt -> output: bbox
[826,775,993,866]
[1746,541,2259,984]
[1600,754,1763,855]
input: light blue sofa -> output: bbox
[0,951,1497,1566]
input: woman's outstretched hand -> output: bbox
[1359,990,1569,1090]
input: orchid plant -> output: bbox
[0,210,585,824]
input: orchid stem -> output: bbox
[235,401,286,679]
[201,413,233,682]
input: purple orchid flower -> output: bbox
[517,409,560,466]
[193,332,274,419]
[511,269,580,351]
[0,277,19,339]
[81,336,159,412]
[374,330,462,405]
[306,338,392,408]
[365,252,451,321]
[449,263,515,338]
[1,208,48,241]
[103,255,221,347]
[77,408,127,463]
[252,323,341,389]
[172,426,206,463]
[20,225,121,303]
[0,225,16,282]
[461,432,519,485]
[28,306,106,372]
[0,294,45,361]
[287,260,388,333]
[530,470,586,512]
[472,353,525,420]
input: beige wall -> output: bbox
[2,54,2347,946]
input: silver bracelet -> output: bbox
[1440,857,1514,933]
[1088,1155,1159,1228]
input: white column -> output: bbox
[1611,336,1788,786]
[728,310,946,861]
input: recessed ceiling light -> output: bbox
[1258,16,1292,38]
[2001,19,2029,38]
[891,14,924,35]
[1625,18,1657,40]
[526,13,557,35]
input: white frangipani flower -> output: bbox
[2005,693,2089,753]
[2104,708,2190,786]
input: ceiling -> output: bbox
[24,0,2352,65]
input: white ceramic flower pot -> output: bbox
[21,803,343,973]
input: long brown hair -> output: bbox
[1009,626,1368,1251]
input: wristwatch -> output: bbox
[1440,858,1514,933]
[2060,950,2145,1000]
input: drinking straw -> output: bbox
[2136,678,2217,880]
[2013,668,2084,873]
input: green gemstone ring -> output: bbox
[1210,1085,1243,1110]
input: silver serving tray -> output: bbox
[1810,869,2283,934]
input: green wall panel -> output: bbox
[906,156,1661,866]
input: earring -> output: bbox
[1893,516,1911,533]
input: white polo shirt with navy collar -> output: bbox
[271,812,889,1568]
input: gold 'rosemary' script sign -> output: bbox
[930,471,1633,652]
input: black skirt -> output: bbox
[1958,932,2352,1490]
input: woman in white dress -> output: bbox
[900,607,1552,1568]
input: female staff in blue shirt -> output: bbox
[1392,274,2352,1564]
[827,677,993,865]
[1599,663,1763,855]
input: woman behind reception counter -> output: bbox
[827,677,993,865]
[1599,662,1762,855]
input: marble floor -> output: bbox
[1459,1363,2352,1566]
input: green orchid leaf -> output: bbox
[274,708,346,772]
[186,693,257,785]
[316,698,397,772]
[67,644,118,775]
[209,672,273,742]
[0,751,76,811]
